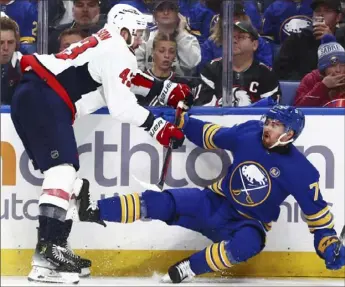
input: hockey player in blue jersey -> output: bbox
[76,105,345,283]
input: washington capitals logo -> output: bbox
[230,161,271,207]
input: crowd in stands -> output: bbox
[1,0,344,108]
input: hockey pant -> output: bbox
[11,72,81,244]
[98,188,266,275]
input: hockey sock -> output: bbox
[189,226,264,275]
[59,219,73,245]
[141,191,176,221]
[98,193,141,223]
[38,215,67,244]
[98,191,176,223]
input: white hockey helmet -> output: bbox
[107,4,148,47]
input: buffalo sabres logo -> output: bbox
[230,161,271,207]
[270,167,280,178]
[280,16,312,42]
[330,56,339,65]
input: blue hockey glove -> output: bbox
[321,236,345,270]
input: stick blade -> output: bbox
[132,175,162,192]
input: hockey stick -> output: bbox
[334,225,345,259]
[133,101,185,192]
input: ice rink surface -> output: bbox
[1,276,345,286]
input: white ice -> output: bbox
[1,276,344,286]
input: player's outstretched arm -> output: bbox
[173,112,241,151]
[289,162,344,270]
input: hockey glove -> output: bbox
[320,235,345,270]
[148,117,185,148]
[158,81,193,109]
[162,112,189,131]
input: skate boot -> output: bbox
[77,179,106,227]
[161,258,196,283]
[61,241,92,278]
[28,241,81,284]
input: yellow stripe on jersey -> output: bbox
[205,242,232,271]
[208,178,225,197]
[203,124,221,149]
[304,206,329,220]
[318,235,339,254]
[20,36,35,43]
[119,195,127,223]
[306,211,334,231]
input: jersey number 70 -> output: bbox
[55,36,99,60]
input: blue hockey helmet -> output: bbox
[263,105,305,142]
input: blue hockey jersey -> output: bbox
[182,118,334,242]
[263,0,313,43]
[0,1,37,54]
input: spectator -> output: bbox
[199,3,273,72]
[48,0,105,54]
[0,16,22,105]
[195,21,281,107]
[294,35,345,106]
[136,32,193,106]
[187,0,218,45]
[263,0,313,44]
[136,0,201,76]
[0,0,37,54]
[58,28,88,51]
[274,0,344,81]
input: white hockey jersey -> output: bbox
[20,24,151,127]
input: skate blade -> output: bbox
[28,266,79,284]
[79,267,91,278]
[160,273,172,283]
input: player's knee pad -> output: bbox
[141,190,176,222]
[39,164,77,219]
[224,226,265,264]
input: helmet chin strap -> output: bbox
[268,132,294,149]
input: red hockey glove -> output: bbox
[158,80,193,109]
[148,117,185,149]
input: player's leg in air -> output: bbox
[10,75,91,284]
[77,186,266,283]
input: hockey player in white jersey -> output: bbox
[11,4,192,284]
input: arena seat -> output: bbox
[279,81,300,105]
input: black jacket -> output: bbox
[195,58,281,106]
[274,26,345,81]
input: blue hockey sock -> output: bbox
[141,190,176,221]
[98,193,141,223]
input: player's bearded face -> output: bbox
[262,119,286,148]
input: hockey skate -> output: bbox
[28,242,81,284]
[77,179,106,227]
[61,241,92,278]
[161,258,196,283]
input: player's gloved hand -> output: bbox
[158,80,193,109]
[321,235,345,270]
[148,117,185,148]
